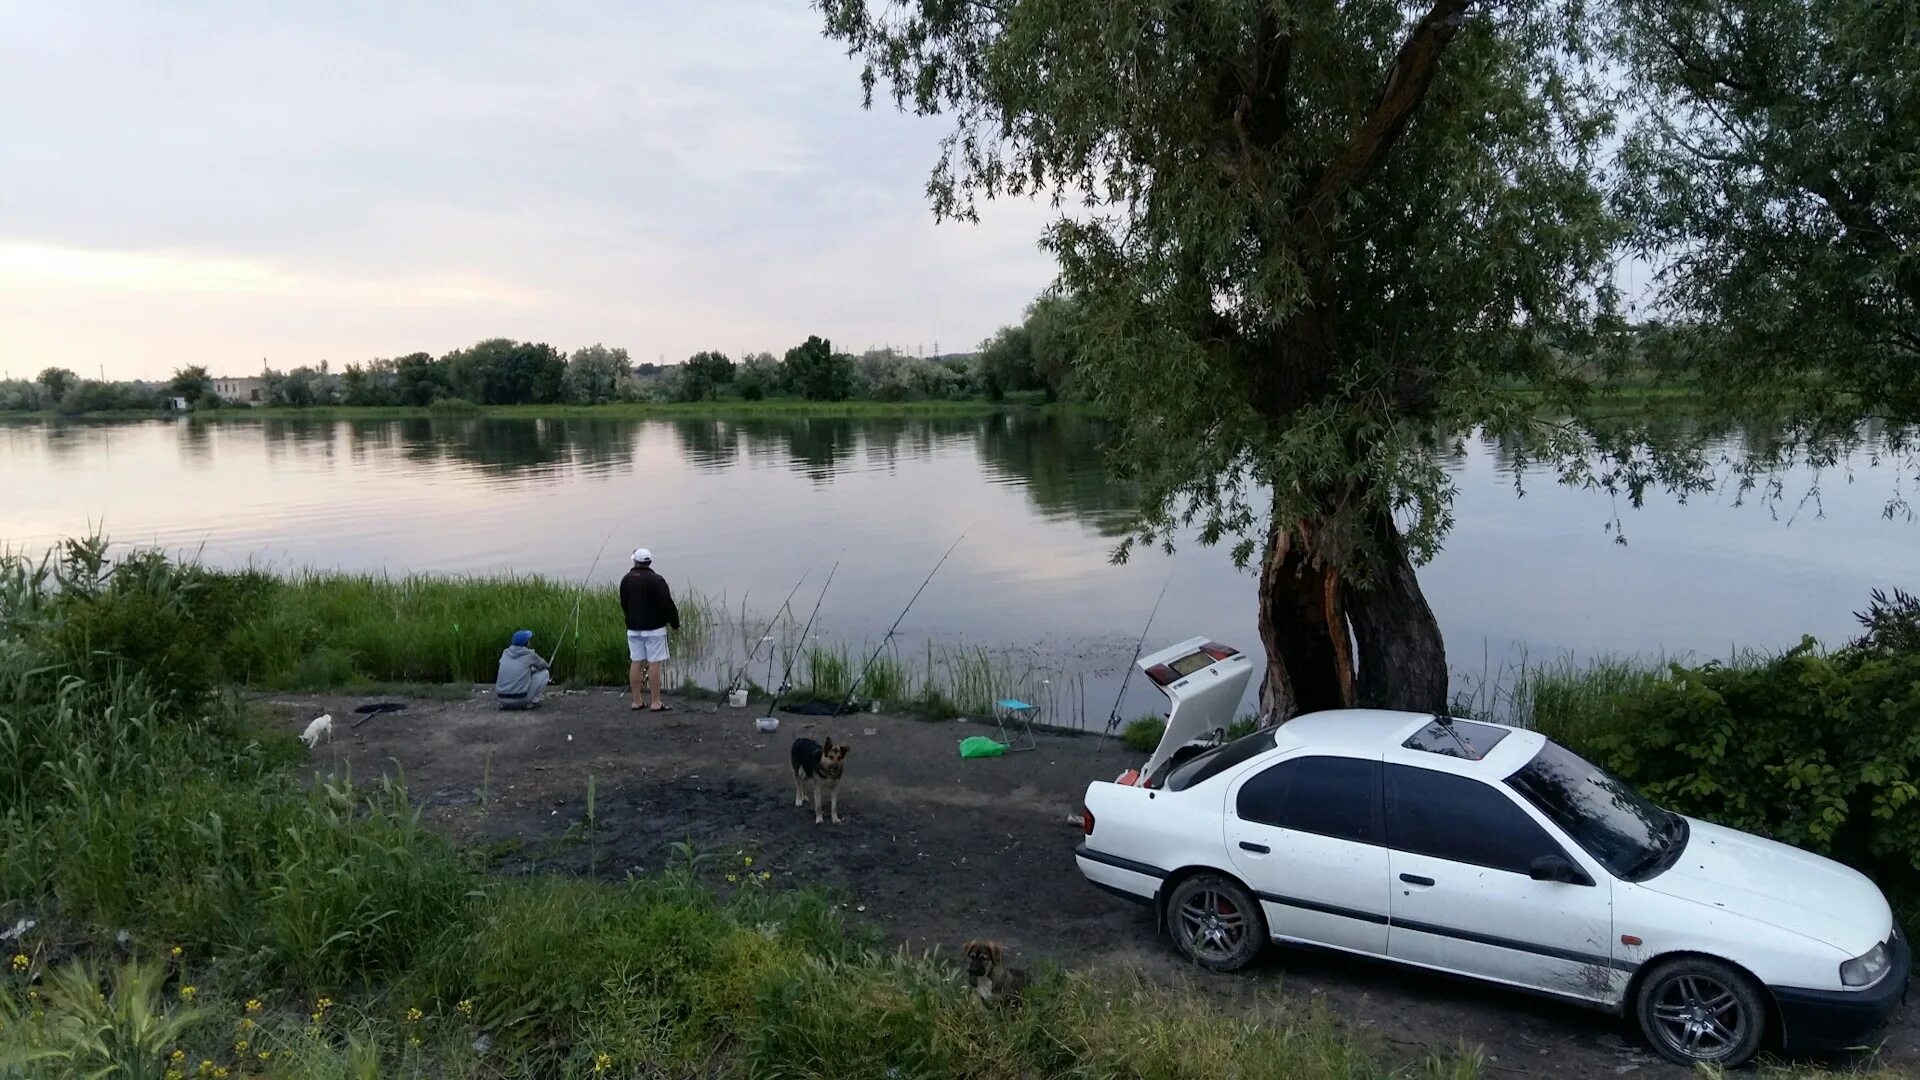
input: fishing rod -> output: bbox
[834,531,966,717]
[726,569,811,695]
[1097,574,1172,751]
[547,528,615,677]
[767,560,839,717]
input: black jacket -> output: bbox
[619,566,680,632]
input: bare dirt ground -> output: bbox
[274,687,1917,1078]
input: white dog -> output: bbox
[300,713,334,748]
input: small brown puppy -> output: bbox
[790,736,849,824]
[962,939,1028,1005]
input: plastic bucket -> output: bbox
[727,688,748,708]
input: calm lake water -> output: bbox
[5,414,1915,725]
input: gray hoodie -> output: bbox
[495,645,550,701]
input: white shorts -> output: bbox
[627,629,669,663]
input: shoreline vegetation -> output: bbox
[2,538,1910,1078]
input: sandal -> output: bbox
[650,703,674,713]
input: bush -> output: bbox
[1584,635,1920,901]
[1119,716,1165,753]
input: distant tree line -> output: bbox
[2,303,1082,415]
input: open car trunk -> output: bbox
[1123,637,1256,786]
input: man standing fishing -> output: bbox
[620,547,679,712]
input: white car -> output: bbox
[1076,638,1909,1067]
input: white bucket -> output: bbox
[727,688,748,708]
[755,716,780,733]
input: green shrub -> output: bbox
[1119,716,1165,753]
[1587,636,1920,901]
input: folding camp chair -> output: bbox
[992,698,1039,752]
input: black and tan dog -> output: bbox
[790,736,849,824]
[962,939,1028,1006]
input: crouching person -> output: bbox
[495,629,551,710]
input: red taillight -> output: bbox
[1200,642,1240,661]
[1145,663,1177,685]
[1081,808,1095,836]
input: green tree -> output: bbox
[823,0,1621,717]
[782,336,856,402]
[166,365,212,405]
[678,350,737,402]
[393,352,451,406]
[37,367,79,403]
[446,339,566,405]
[1614,0,1920,425]
[562,344,632,405]
[973,323,1037,401]
[736,352,782,401]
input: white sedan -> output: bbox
[1076,640,1908,1067]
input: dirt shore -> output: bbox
[274,688,1916,1077]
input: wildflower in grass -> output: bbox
[169,945,182,959]
[179,984,197,1002]
[165,1071,183,1080]
[238,1017,255,1033]
[405,1006,424,1024]
[743,855,753,867]
[409,1035,422,1048]
[213,1070,229,1079]
[244,998,262,1014]
[456,998,474,1017]
[760,871,771,881]
[234,1039,249,1054]
[316,996,333,1010]
[198,1059,214,1075]
[171,1049,186,1064]
[306,1025,322,1040]
[8,953,26,973]
[725,873,737,883]
[593,1052,613,1074]
[258,1050,272,1063]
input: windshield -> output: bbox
[1505,740,1680,880]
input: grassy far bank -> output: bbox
[0,395,1073,424]
[3,538,1913,1077]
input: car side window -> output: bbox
[1237,756,1381,845]
[1386,764,1565,874]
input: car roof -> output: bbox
[1274,709,1546,780]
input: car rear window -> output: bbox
[1162,729,1279,791]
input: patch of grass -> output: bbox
[1120,716,1166,753]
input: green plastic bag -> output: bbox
[958,735,1008,759]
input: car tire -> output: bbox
[1633,956,1768,1067]
[1163,872,1265,972]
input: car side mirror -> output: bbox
[1530,854,1587,885]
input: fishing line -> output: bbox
[767,559,839,717]
[1097,573,1172,751]
[548,528,614,676]
[728,569,812,695]
[834,530,966,717]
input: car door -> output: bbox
[1225,754,1389,956]
[1383,763,1621,1003]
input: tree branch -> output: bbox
[1294,0,1473,255]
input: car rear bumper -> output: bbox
[1771,927,1910,1053]
[1073,844,1160,907]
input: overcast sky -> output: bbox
[0,1,1057,381]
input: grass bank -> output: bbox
[5,397,1075,423]
[40,547,1090,723]
[1,539,1485,1078]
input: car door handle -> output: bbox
[1398,873,1435,886]
[1238,841,1270,854]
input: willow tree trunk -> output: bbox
[1256,506,1448,723]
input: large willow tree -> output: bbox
[820,1,1621,718]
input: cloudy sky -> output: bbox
[0,1,1057,381]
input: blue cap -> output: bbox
[511,629,533,647]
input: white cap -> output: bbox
[631,547,652,564]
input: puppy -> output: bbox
[789,736,849,824]
[962,939,1028,1006]
[300,713,333,749]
